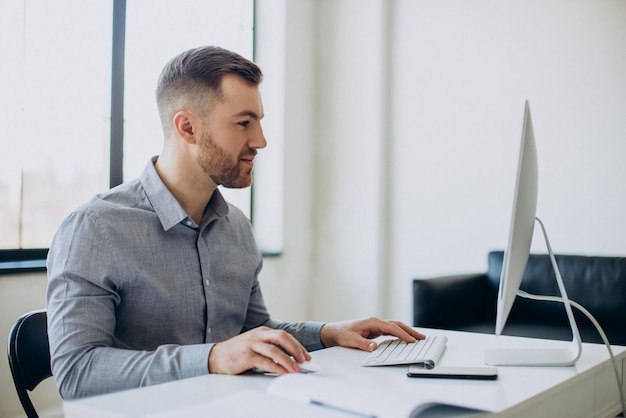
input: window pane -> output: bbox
[0,1,112,248]
[123,0,254,215]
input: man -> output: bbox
[46,46,423,400]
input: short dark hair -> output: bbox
[156,46,263,130]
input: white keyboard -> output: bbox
[360,335,447,367]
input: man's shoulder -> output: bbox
[75,179,149,219]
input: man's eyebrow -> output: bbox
[234,110,264,120]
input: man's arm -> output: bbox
[46,211,211,400]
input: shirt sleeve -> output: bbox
[265,319,327,352]
[240,257,326,352]
[46,210,212,400]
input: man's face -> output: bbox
[196,74,266,189]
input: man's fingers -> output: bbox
[391,320,426,341]
[367,319,419,343]
[252,329,310,372]
[264,329,310,363]
[347,318,428,352]
[252,353,296,375]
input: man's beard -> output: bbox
[197,132,254,189]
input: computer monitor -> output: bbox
[494,100,538,337]
[484,101,582,366]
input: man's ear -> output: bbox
[173,110,197,144]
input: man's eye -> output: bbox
[238,120,250,127]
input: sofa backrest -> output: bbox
[486,251,626,331]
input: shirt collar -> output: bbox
[140,156,229,231]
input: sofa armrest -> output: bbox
[412,273,496,329]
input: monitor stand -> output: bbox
[484,217,583,367]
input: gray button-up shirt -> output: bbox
[46,157,324,400]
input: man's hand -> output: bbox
[320,317,426,352]
[208,326,312,375]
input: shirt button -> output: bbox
[205,279,210,286]
[186,220,193,226]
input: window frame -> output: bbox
[0,248,48,275]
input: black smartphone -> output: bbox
[407,366,498,380]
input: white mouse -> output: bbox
[253,358,321,375]
[299,360,321,373]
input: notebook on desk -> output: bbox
[360,335,447,367]
[145,373,490,418]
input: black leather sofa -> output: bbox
[412,251,626,346]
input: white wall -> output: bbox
[257,0,626,325]
[311,0,393,319]
[384,0,626,323]
[254,0,318,320]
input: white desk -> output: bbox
[64,329,625,417]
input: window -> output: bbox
[0,0,258,270]
[0,1,113,250]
